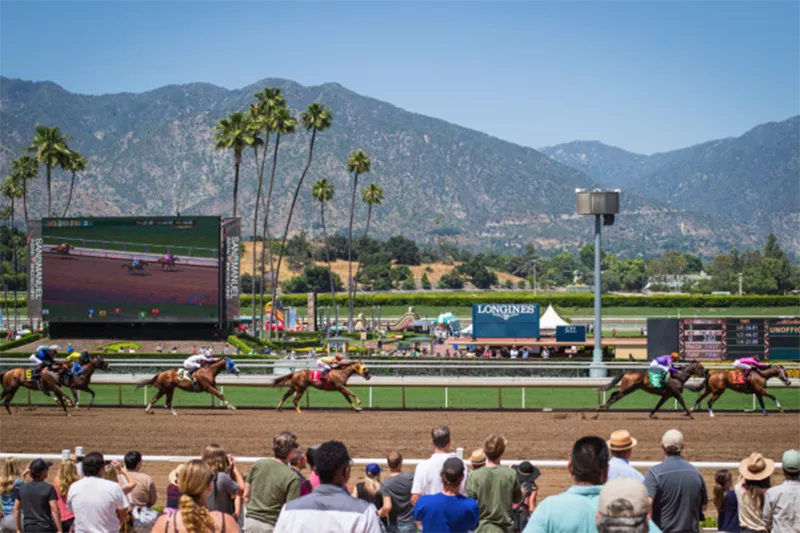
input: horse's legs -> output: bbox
[277,388,294,411]
[649,395,670,418]
[692,387,711,411]
[84,387,97,410]
[338,385,362,408]
[755,393,768,416]
[206,385,236,411]
[52,388,70,416]
[598,388,634,410]
[674,392,694,419]
[70,387,80,409]
[759,390,782,412]
[166,389,177,416]
[292,388,306,414]
[0,388,14,414]
[145,390,165,414]
[706,391,724,417]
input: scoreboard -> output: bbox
[679,318,799,361]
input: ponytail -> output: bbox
[178,494,215,533]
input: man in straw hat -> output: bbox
[763,449,800,533]
[736,452,775,533]
[607,430,644,483]
[469,449,486,471]
[644,430,707,533]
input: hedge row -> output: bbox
[0,333,42,352]
[241,293,799,309]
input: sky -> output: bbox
[1,1,798,154]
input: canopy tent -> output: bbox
[433,312,461,332]
[539,304,569,330]
[408,319,433,328]
[460,324,473,337]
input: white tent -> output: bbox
[460,324,473,337]
[539,304,569,330]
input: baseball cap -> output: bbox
[598,478,650,517]
[442,457,465,477]
[782,449,800,473]
[365,463,382,476]
[661,429,684,452]
[29,458,53,477]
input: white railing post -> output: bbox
[143,386,147,406]
[369,386,373,408]
[445,387,449,409]
[521,387,525,409]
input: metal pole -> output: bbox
[592,215,605,377]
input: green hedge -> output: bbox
[240,293,799,309]
[227,335,253,354]
[0,333,42,352]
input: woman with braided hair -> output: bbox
[151,460,240,533]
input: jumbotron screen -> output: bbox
[41,217,220,322]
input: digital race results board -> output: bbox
[679,318,800,361]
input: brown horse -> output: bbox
[272,361,371,413]
[158,256,180,271]
[0,366,74,415]
[135,357,240,415]
[691,365,791,417]
[56,355,111,409]
[597,361,706,418]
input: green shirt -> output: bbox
[466,465,522,532]
[246,458,300,526]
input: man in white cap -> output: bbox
[763,449,800,533]
[607,430,644,482]
[596,478,651,533]
[643,430,706,533]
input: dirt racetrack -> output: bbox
[2,407,798,508]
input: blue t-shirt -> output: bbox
[414,493,479,533]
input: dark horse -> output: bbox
[136,357,240,415]
[55,355,111,409]
[0,366,74,415]
[597,361,706,418]
[691,365,791,417]
[121,260,149,275]
[158,256,180,271]
[54,243,72,257]
[272,361,371,413]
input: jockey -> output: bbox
[733,354,769,382]
[65,351,88,377]
[650,352,679,377]
[29,347,55,380]
[132,258,141,268]
[318,353,343,380]
[167,253,174,262]
[183,353,217,377]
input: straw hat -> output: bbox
[739,453,775,481]
[607,430,638,452]
[469,449,486,467]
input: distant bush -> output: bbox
[0,333,41,352]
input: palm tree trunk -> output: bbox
[272,128,318,334]
[62,170,77,217]
[22,178,28,227]
[252,132,271,337]
[347,172,360,332]
[320,201,336,327]
[353,204,373,286]
[251,145,265,335]
[46,164,52,216]
[10,196,17,330]
[262,133,282,340]
[232,155,241,218]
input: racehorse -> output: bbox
[272,361,371,413]
[158,256,180,271]
[54,243,72,256]
[597,360,706,419]
[56,355,111,410]
[0,366,74,415]
[121,260,149,275]
[135,357,240,415]
[691,365,791,417]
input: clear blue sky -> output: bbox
[1,1,797,154]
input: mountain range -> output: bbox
[1,76,796,257]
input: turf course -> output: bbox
[11,384,800,411]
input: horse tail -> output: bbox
[272,372,295,388]
[135,374,159,389]
[684,369,710,393]
[597,372,625,392]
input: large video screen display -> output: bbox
[42,217,220,322]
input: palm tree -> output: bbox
[312,179,337,317]
[62,151,87,217]
[26,125,71,216]
[261,105,297,338]
[271,103,333,332]
[353,183,384,286]
[10,156,38,225]
[2,172,24,328]
[345,150,371,331]
[214,111,257,218]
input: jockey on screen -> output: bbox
[650,352,679,377]
[733,354,769,382]
[317,353,343,380]
[183,352,217,377]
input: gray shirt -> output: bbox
[207,472,240,515]
[381,473,415,526]
[763,479,800,533]
[644,455,707,533]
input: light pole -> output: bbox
[576,189,620,378]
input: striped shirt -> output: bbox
[274,484,383,533]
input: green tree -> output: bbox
[312,178,337,309]
[617,258,647,291]
[27,125,72,215]
[1,172,24,324]
[471,265,497,289]
[385,236,421,265]
[61,151,87,217]
[517,280,527,289]
[421,273,432,290]
[214,111,257,218]
[303,265,344,293]
[438,270,465,289]
[353,183,384,287]
[401,277,416,290]
[10,156,38,225]
[346,149,371,331]
[580,243,606,270]
[762,234,793,293]
[683,253,703,274]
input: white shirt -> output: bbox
[67,476,128,533]
[411,452,468,496]
[510,349,519,358]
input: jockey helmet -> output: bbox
[670,352,679,360]
[335,353,342,361]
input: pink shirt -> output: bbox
[56,489,75,521]
[308,472,347,492]
[739,357,767,367]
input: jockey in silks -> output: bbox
[318,353,343,381]
[64,351,88,378]
[733,354,769,384]
[132,258,141,268]
[650,352,680,379]
[183,353,217,379]
[167,253,174,263]
[28,347,55,381]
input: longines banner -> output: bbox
[27,220,43,318]
[221,218,241,321]
[471,303,540,339]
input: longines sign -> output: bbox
[472,303,540,339]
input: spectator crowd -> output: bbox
[0,427,797,533]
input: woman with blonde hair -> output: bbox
[0,458,26,533]
[351,463,391,523]
[53,460,80,533]
[736,453,773,533]
[201,444,244,520]
[151,459,240,533]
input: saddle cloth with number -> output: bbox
[731,371,746,385]
[649,372,665,389]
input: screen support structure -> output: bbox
[592,215,603,377]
